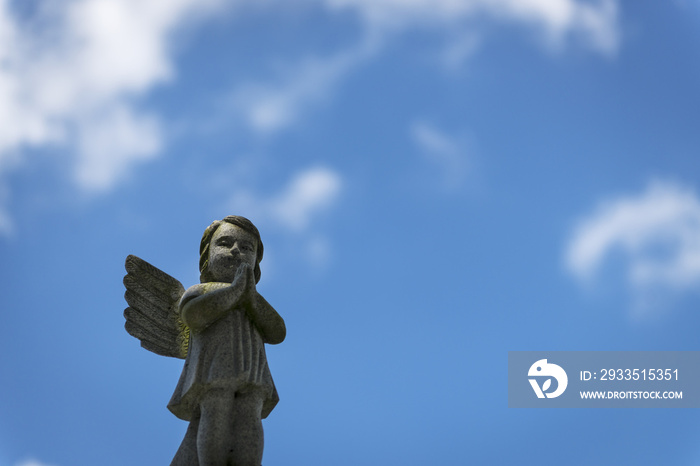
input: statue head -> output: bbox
[199,215,264,284]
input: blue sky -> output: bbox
[3,0,700,465]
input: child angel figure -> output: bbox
[123,216,286,466]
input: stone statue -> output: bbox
[123,215,286,466]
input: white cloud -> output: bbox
[74,104,162,191]
[269,167,343,231]
[230,166,342,232]
[565,180,700,314]
[0,0,621,236]
[410,121,470,190]
[0,0,226,193]
[227,166,342,269]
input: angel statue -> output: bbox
[123,215,286,466]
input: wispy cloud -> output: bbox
[324,0,619,54]
[232,0,619,134]
[0,181,13,236]
[14,458,57,466]
[230,166,342,232]
[227,166,342,269]
[565,180,700,315]
[439,31,482,70]
[233,33,380,134]
[410,121,471,191]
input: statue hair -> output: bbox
[199,215,264,284]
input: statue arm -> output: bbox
[180,266,248,333]
[246,292,286,345]
[180,263,286,342]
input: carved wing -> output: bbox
[123,255,190,359]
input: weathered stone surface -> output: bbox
[123,216,285,466]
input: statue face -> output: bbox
[207,222,258,282]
